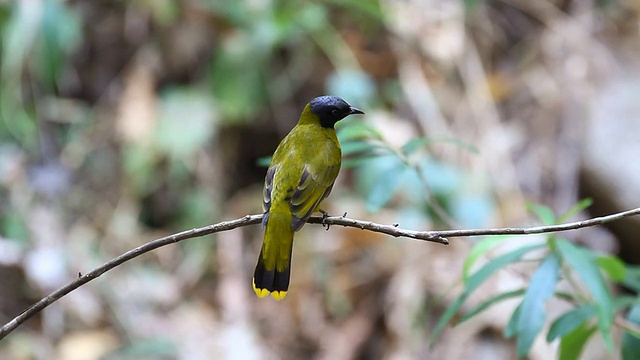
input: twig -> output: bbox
[2,207,640,340]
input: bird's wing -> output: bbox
[289,164,339,231]
[262,165,277,228]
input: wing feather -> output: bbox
[262,165,277,228]
[290,164,338,231]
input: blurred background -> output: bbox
[1,0,640,359]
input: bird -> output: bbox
[253,96,364,300]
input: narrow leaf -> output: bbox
[341,140,378,156]
[516,254,561,357]
[401,137,431,155]
[614,295,640,311]
[463,235,508,281]
[458,289,525,324]
[466,243,545,292]
[596,255,626,282]
[547,304,596,342]
[527,203,556,225]
[365,165,407,212]
[559,324,597,360]
[337,121,383,141]
[622,265,640,292]
[557,198,593,223]
[431,295,467,345]
[432,243,544,344]
[622,299,640,360]
[557,239,614,352]
[505,303,522,339]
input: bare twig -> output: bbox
[2,207,640,340]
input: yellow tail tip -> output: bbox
[252,279,287,300]
[270,291,287,301]
[252,279,270,298]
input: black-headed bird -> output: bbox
[253,96,364,300]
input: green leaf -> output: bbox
[547,304,596,342]
[622,300,640,360]
[431,243,544,344]
[614,295,640,311]
[156,88,217,160]
[326,69,375,107]
[527,203,556,225]
[210,42,266,121]
[341,140,377,156]
[430,295,466,346]
[402,136,479,155]
[556,239,614,352]
[516,253,561,357]
[458,289,525,324]
[559,323,597,360]
[463,235,508,281]
[337,120,383,141]
[505,303,522,338]
[401,137,431,156]
[465,243,545,292]
[37,0,82,87]
[365,165,407,212]
[557,198,593,223]
[622,266,640,292]
[596,255,626,282]
[341,154,382,169]
[256,156,271,168]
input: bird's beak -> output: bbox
[349,106,364,115]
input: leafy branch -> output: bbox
[1,207,640,341]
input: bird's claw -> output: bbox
[319,209,331,230]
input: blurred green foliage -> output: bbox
[1,0,639,359]
[432,201,640,359]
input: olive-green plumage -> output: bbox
[253,96,364,300]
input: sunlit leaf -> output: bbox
[559,323,597,360]
[557,198,593,223]
[463,235,509,281]
[527,203,556,226]
[597,255,626,282]
[516,253,560,356]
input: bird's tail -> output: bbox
[253,212,294,300]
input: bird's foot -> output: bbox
[319,209,331,230]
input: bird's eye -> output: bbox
[331,109,339,116]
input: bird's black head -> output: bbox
[309,96,364,128]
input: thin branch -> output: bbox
[2,207,640,340]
